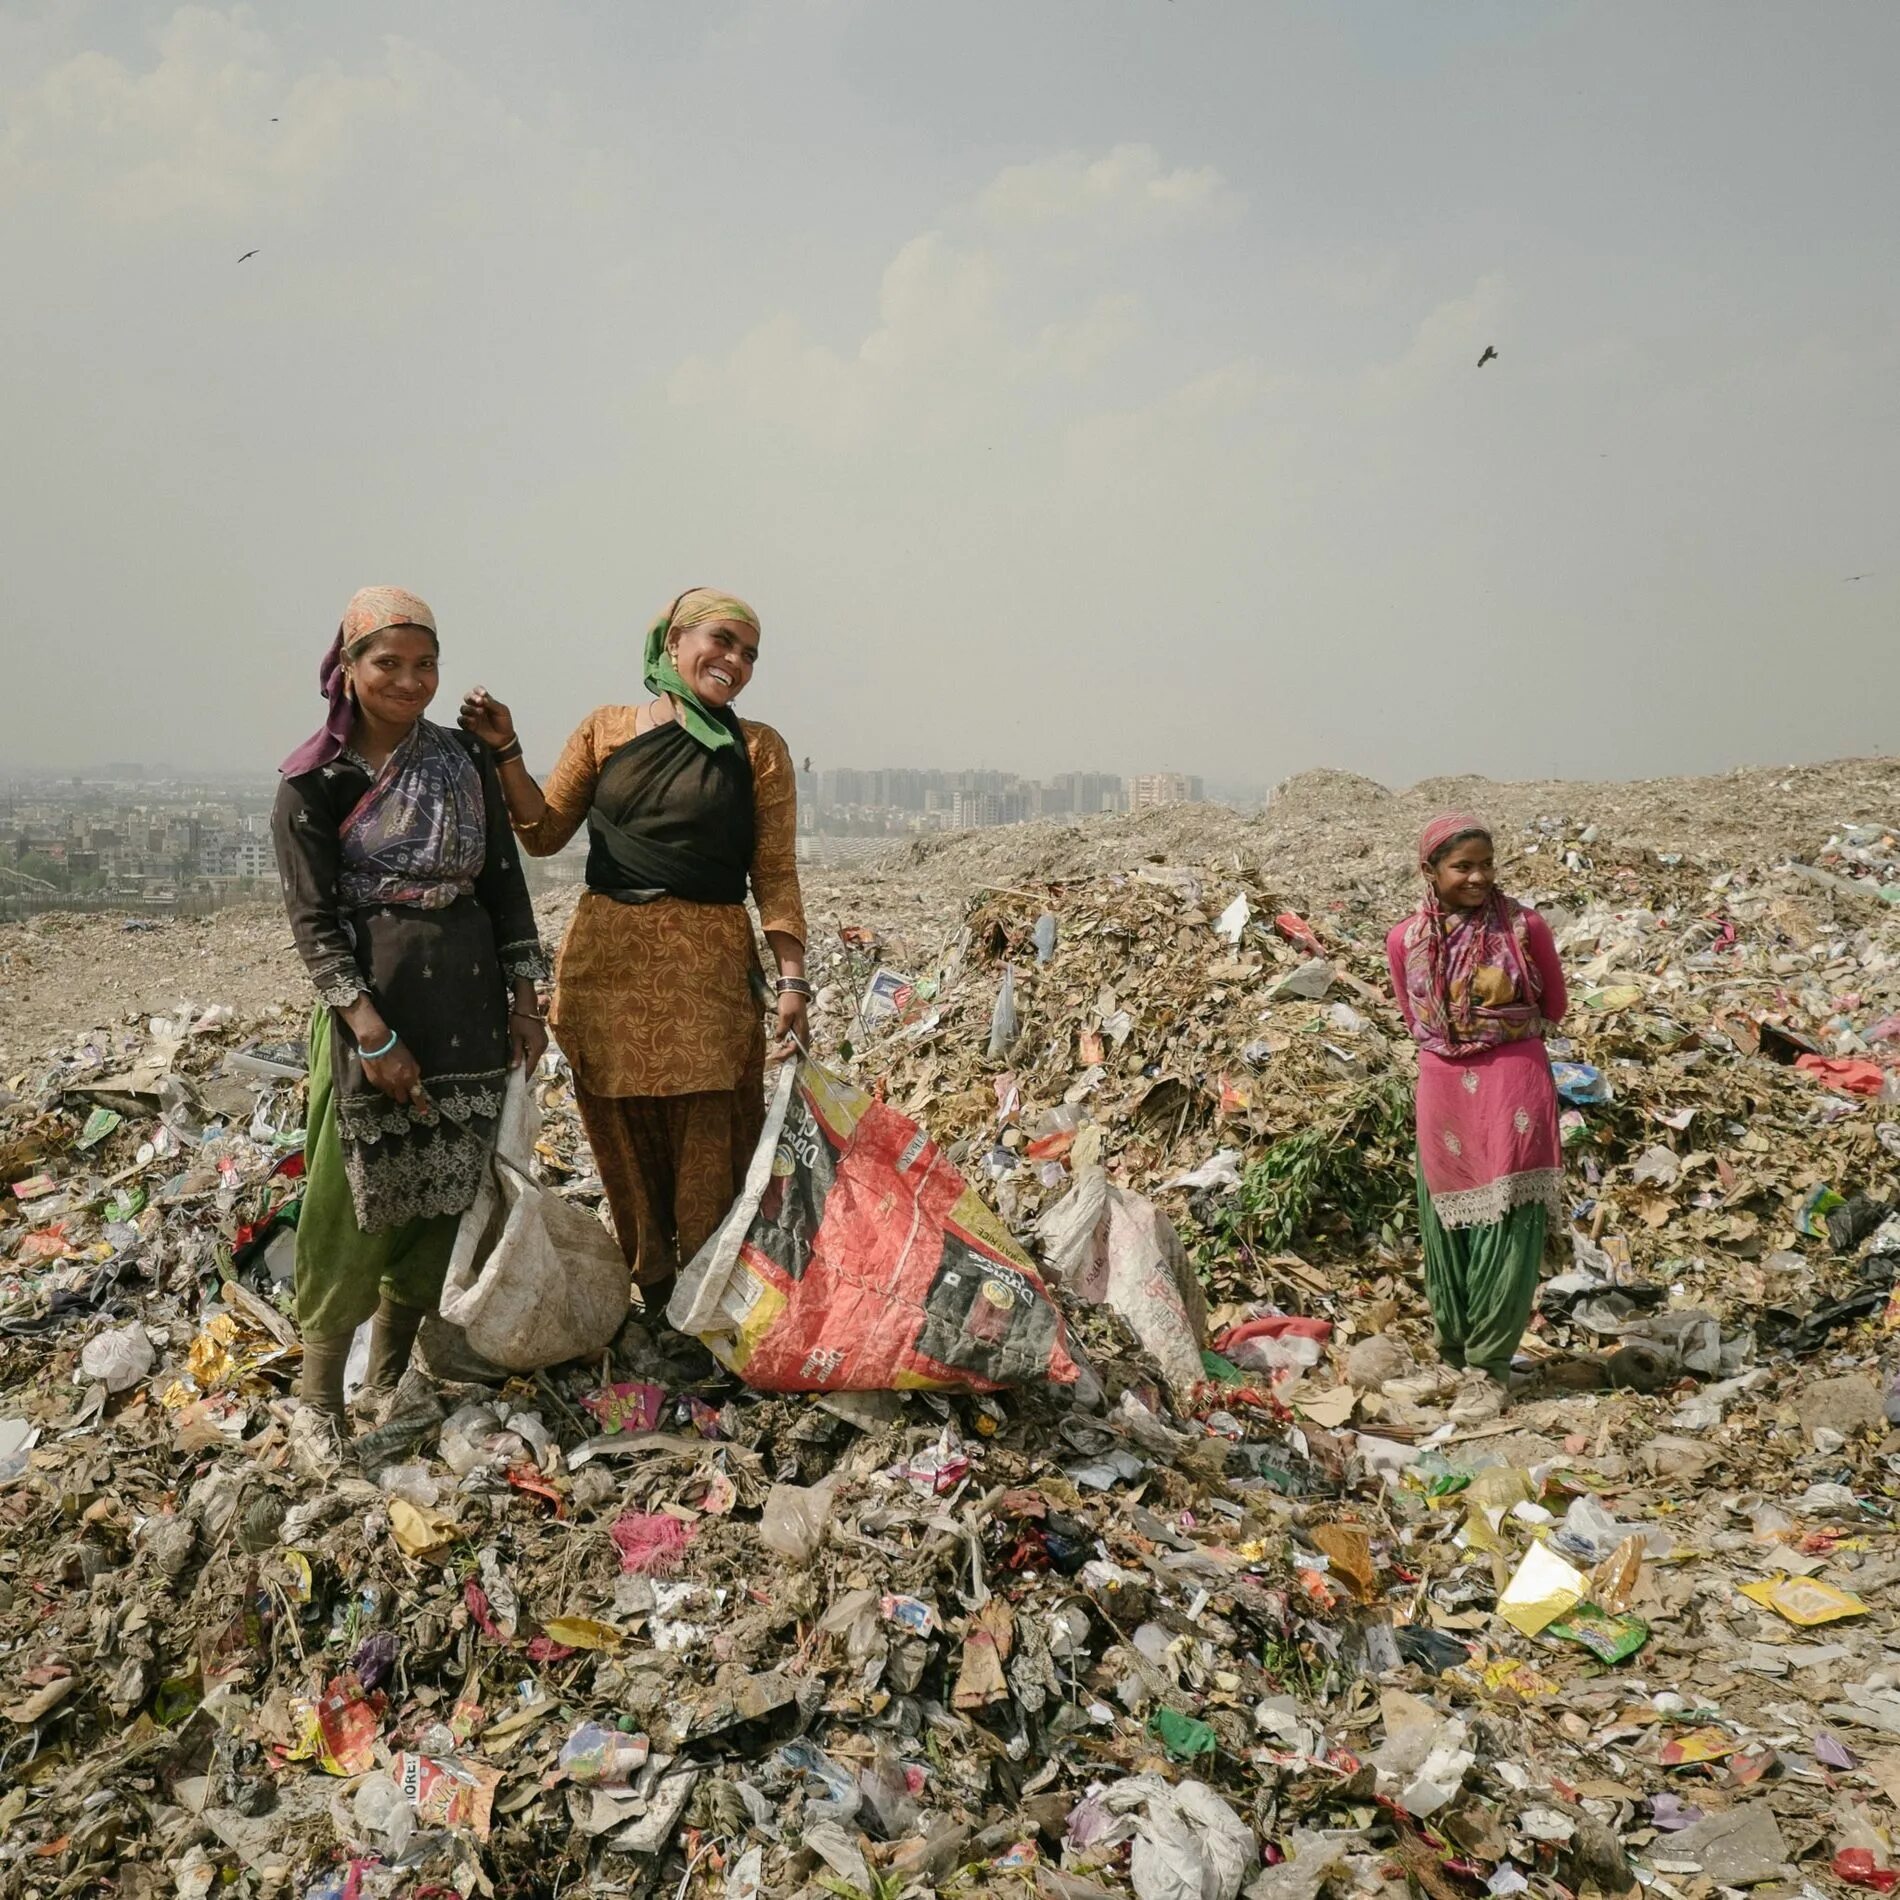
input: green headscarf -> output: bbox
[643,588,760,752]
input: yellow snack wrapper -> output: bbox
[1498,1541,1588,1636]
[1738,1574,1868,1626]
[540,1616,622,1652]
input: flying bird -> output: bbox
[237,249,260,262]
[1477,346,1498,368]
[1845,573,1873,582]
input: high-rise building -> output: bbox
[886,768,927,812]
[951,790,1004,829]
[819,767,866,811]
[1048,771,1123,814]
[1128,772,1204,811]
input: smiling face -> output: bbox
[668,615,758,709]
[343,624,439,730]
[1427,832,1496,910]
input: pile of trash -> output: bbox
[5,761,1900,1899]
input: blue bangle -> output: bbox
[360,1029,399,1060]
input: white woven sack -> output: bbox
[440,1069,628,1370]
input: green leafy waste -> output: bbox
[1204,1073,1414,1258]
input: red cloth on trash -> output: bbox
[1796,1055,1887,1098]
[1214,1315,1332,1355]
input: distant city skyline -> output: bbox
[0,758,1239,906]
[1,760,1255,804]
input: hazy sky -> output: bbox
[1,1,1895,789]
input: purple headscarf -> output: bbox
[280,586,437,776]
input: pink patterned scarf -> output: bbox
[1400,816,1546,1057]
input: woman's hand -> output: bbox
[770,989,809,1062]
[362,1040,432,1114]
[510,1010,549,1073]
[458,686,517,752]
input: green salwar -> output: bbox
[294,1006,460,1337]
[1416,1162,1545,1382]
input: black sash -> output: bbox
[585,715,755,906]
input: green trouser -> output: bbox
[294,1006,459,1338]
[1416,1163,1546,1383]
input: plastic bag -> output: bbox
[439,1071,629,1371]
[79,1321,155,1394]
[760,1478,837,1563]
[987,964,1019,1059]
[668,1058,1078,1393]
[1036,1167,1207,1399]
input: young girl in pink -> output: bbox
[1386,815,1567,1423]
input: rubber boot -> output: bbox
[298,1329,353,1421]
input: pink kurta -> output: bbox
[1386,909,1569,1229]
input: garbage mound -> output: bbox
[4,758,1900,1898]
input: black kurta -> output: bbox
[272,724,547,1230]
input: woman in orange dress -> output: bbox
[458,589,806,1317]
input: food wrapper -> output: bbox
[1475,1657,1561,1699]
[539,1616,621,1652]
[1590,1534,1647,1614]
[554,1721,650,1787]
[1310,1523,1378,1602]
[1497,1542,1587,1636]
[1798,1184,1846,1239]
[187,1315,242,1389]
[1739,1574,1869,1626]
[304,1673,383,1775]
[1549,1606,1650,1664]
[395,1751,499,1838]
[583,1381,665,1435]
[1658,1725,1737,1767]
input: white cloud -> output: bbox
[1025,293,1146,380]
[0,7,568,231]
[977,141,1237,230]
[0,8,385,220]
[858,232,1005,375]
[1065,357,1275,469]
[670,231,1009,448]
[668,140,1235,444]
[670,228,1156,447]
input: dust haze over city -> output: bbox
[0,0,1895,810]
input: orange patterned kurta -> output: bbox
[512,709,806,1098]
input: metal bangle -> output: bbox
[360,1029,399,1060]
[775,977,812,997]
[493,740,524,764]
